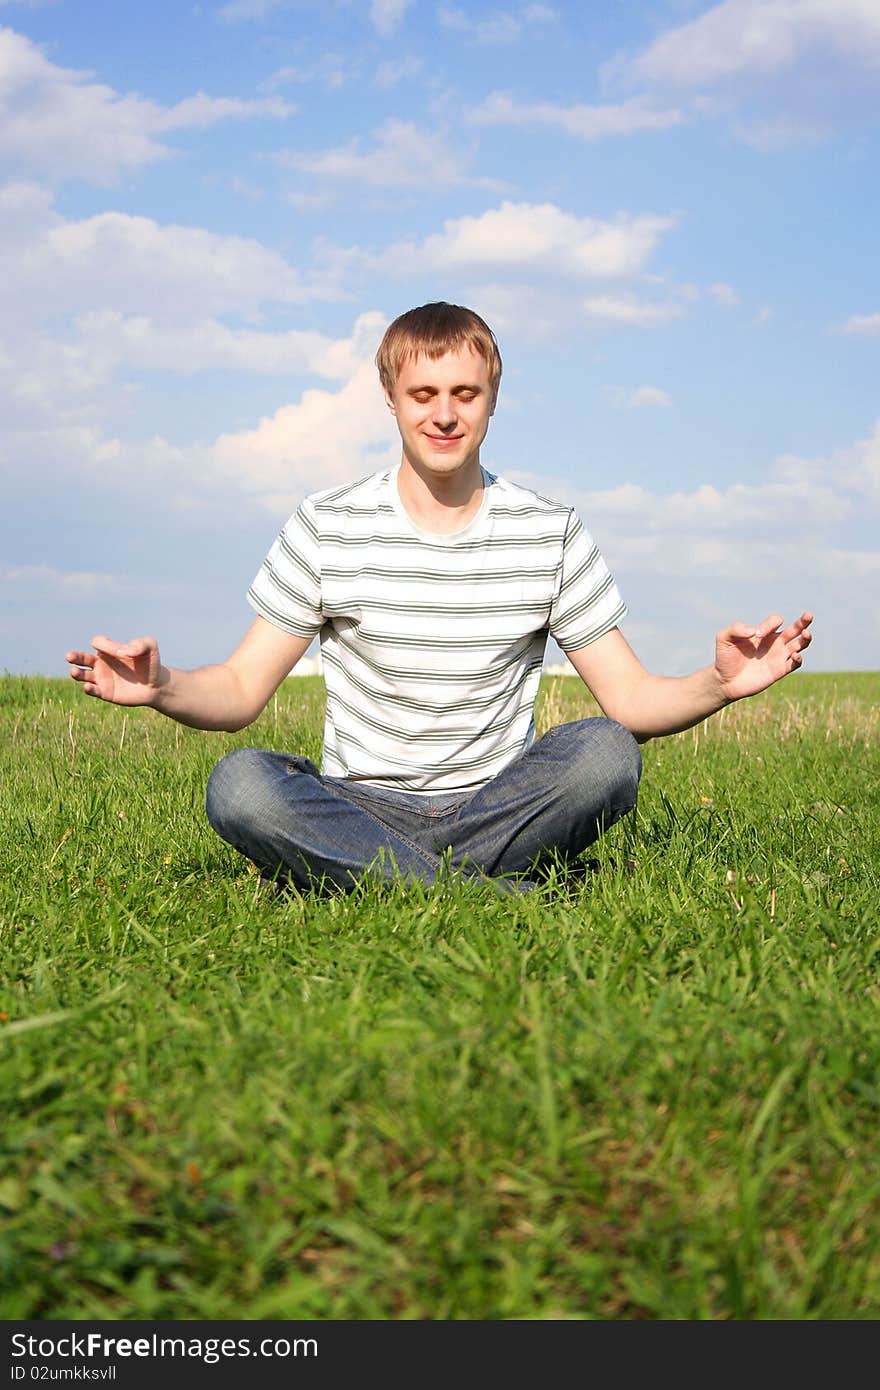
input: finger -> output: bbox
[780,611,814,644]
[91,634,126,657]
[69,667,102,695]
[66,650,96,669]
[784,629,812,653]
[723,621,758,641]
[115,636,156,658]
[752,614,783,643]
[91,634,152,660]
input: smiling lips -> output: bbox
[425,433,463,448]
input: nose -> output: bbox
[432,394,457,429]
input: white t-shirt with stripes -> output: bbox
[247,465,626,794]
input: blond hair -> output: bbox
[375,302,502,398]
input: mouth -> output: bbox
[425,433,464,449]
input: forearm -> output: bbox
[149,662,264,732]
[68,619,309,727]
[565,614,813,744]
[608,665,730,742]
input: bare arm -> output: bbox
[66,616,314,732]
[565,611,813,742]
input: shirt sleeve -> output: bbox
[246,497,324,638]
[549,509,627,651]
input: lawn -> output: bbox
[1,671,878,1318]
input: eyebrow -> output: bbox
[405,382,484,396]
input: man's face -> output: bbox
[384,343,496,481]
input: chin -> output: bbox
[421,452,462,470]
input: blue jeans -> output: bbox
[205,718,641,893]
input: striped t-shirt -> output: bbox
[247,465,626,794]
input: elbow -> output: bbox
[617,719,651,745]
[222,686,267,733]
[219,705,261,733]
[223,714,257,734]
[597,705,651,744]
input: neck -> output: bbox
[396,455,484,534]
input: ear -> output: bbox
[489,390,498,418]
[383,385,397,416]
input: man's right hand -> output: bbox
[65,618,314,730]
[66,635,166,707]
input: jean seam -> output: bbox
[272,758,442,878]
[331,785,442,875]
[334,784,463,817]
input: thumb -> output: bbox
[115,636,157,658]
[752,614,783,642]
[721,621,757,641]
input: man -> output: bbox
[66,302,813,893]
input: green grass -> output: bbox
[1,671,878,1319]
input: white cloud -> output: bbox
[429,282,683,342]
[0,185,330,328]
[374,55,423,89]
[438,3,556,44]
[0,563,177,600]
[219,0,285,19]
[262,56,346,91]
[28,362,398,523]
[470,91,683,140]
[840,312,880,336]
[311,203,687,340]
[709,281,740,306]
[1,563,114,595]
[514,417,878,575]
[733,114,827,151]
[513,422,880,585]
[371,0,412,36]
[583,477,851,539]
[602,1,880,148]
[775,420,880,509]
[369,201,677,280]
[46,309,389,386]
[209,360,398,513]
[0,187,369,445]
[582,294,684,326]
[605,385,673,409]
[0,28,294,184]
[611,0,880,89]
[442,283,573,342]
[0,177,52,237]
[285,189,333,210]
[507,424,880,670]
[277,118,506,191]
[0,308,395,519]
[153,92,292,131]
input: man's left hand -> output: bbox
[715,611,814,703]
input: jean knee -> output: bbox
[602,718,642,808]
[564,717,641,814]
[205,746,271,835]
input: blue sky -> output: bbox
[1,0,878,677]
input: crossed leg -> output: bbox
[444,717,642,878]
[205,718,642,893]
